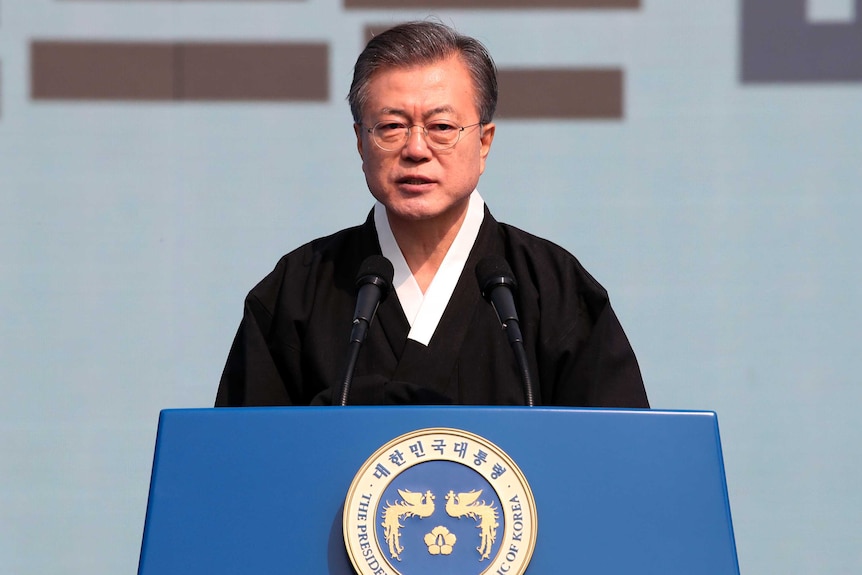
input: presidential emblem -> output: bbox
[343,428,537,575]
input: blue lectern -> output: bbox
[138,407,740,574]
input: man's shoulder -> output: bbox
[283,222,370,267]
[248,217,375,300]
[491,218,609,299]
[496,220,572,256]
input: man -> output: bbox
[216,21,648,408]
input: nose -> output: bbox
[402,126,432,160]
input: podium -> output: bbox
[138,406,740,574]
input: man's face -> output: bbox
[354,55,495,229]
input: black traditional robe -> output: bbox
[216,207,648,408]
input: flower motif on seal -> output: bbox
[424,525,457,555]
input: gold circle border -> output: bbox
[343,427,538,575]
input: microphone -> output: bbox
[475,256,535,406]
[338,255,394,406]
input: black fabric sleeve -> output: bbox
[215,292,297,406]
[549,300,648,408]
[499,219,649,409]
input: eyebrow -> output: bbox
[377,106,458,120]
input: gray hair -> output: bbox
[348,21,498,125]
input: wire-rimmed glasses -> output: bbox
[362,120,482,151]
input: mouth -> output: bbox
[396,176,435,185]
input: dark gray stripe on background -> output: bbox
[31,41,329,101]
[741,0,862,82]
[497,69,623,119]
[32,42,175,100]
[347,0,638,7]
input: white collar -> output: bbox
[374,190,485,346]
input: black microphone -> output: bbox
[339,255,394,406]
[475,256,535,406]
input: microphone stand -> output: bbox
[338,256,393,406]
[476,256,537,407]
[505,320,536,407]
[339,320,368,406]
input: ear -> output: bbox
[478,122,496,173]
[354,123,364,160]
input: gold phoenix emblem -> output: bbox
[343,427,537,575]
[381,489,436,561]
[445,489,499,560]
[380,488,500,561]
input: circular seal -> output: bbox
[343,428,537,575]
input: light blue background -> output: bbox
[1,1,860,573]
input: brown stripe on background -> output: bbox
[31,41,328,101]
[181,43,328,101]
[496,68,623,119]
[32,42,175,100]
[348,0,638,7]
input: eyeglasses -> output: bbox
[362,120,482,151]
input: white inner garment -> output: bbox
[374,190,485,346]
